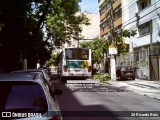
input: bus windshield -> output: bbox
[65,48,89,60]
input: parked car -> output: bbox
[116,66,135,80]
[11,68,51,83]
[41,67,51,77]
[0,73,63,120]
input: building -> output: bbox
[119,0,160,80]
[98,0,122,73]
[99,0,160,80]
[99,0,122,38]
[64,12,100,48]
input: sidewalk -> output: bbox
[105,79,160,100]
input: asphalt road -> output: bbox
[51,72,160,120]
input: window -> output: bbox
[112,0,116,3]
[100,17,110,30]
[139,48,147,60]
[99,1,110,15]
[103,18,110,28]
[65,48,89,60]
[0,81,48,112]
[137,0,151,11]
[100,23,103,30]
[138,22,150,37]
[100,5,107,15]
[113,6,122,20]
[133,52,139,62]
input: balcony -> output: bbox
[114,16,122,28]
[113,0,121,10]
[138,1,160,24]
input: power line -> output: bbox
[100,0,160,25]
[79,0,89,12]
[86,0,95,12]
[122,0,160,26]
[82,0,92,12]
[88,0,98,13]
[123,5,160,29]
[100,2,160,30]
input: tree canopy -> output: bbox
[80,29,136,72]
[0,0,90,71]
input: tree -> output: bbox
[45,0,90,46]
[45,53,59,67]
[25,0,90,67]
[80,29,136,73]
[0,0,90,71]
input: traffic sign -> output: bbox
[109,45,117,54]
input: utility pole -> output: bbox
[109,0,116,81]
[149,19,153,80]
[23,11,27,70]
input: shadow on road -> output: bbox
[51,73,131,120]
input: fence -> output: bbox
[116,45,160,80]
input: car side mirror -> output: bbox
[54,89,63,95]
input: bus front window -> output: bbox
[65,49,89,60]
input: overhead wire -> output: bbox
[122,0,160,26]
[88,0,98,13]
[80,0,100,39]
[81,0,92,12]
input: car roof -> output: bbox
[12,68,44,72]
[0,73,37,81]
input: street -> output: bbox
[51,72,160,120]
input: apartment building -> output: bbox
[64,12,100,48]
[99,0,160,80]
[99,0,122,38]
[120,0,160,80]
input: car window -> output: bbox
[0,81,48,113]
[43,70,50,79]
[120,66,133,70]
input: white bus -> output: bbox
[57,48,92,82]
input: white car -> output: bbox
[0,72,63,120]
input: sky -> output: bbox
[78,0,99,13]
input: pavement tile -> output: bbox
[105,79,160,100]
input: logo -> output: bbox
[2,112,11,117]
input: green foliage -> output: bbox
[0,0,90,70]
[93,73,111,82]
[114,29,137,55]
[80,37,109,64]
[45,53,59,67]
[45,0,90,46]
[80,29,137,67]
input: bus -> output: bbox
[57,48,92,82]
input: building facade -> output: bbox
[120,0,160,80]
[99,0,160,80]
[99,0,122,38]
[64,12,100,48]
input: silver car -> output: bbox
[11,68,51,83]
[0,73,63,120]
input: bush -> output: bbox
[93,73,111,82]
